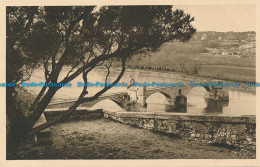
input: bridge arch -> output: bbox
[183,85,211,96]
[81,92,129,109]
[143,85,211,106]
[144,87,180,105]
[146,91,173,104]
[89,99,125,110]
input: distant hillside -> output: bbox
[191,31,255,42]
[125,31,256,82]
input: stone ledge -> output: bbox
[46,108,255,124]
[154,113,255,123]
[43,107,255,151]
[103,110,255,124]
[114,112,155,118]
[44,107,102,113]
[103,110,117,116]
[44,108,103,123]
[103,111,256,151]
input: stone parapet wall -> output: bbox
[47,100,84,109]
[44,108,103,123]
[43,108,255,151]
[103,110,256,151]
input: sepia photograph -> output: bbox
[1,0,259,166]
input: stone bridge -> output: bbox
[47,92,129,109]
[47,83,212,110]
[136,83,211,107]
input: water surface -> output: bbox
[27,66,256,116]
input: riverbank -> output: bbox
[16,118,255,159]
[123,40,255,83]
[122,65,255,83]
[116,67,256,90]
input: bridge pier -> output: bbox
[133,87,188,112]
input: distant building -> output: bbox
[221,51,229,56]
[232,55,240,58]
[212,49,221,55]
[248,33,255,39]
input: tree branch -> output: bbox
[53,7,95,82]
[83,57,126,102]
[29,57,126,136]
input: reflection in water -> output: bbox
[146,87,255,116]
[173,89,187,113]
[203,99,229,114]
[186,88,255,116]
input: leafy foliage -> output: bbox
[6,6,196,155]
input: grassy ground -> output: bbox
[198,65,255,82]
[16,118,255,159]
[124,41,256,82]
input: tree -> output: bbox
[6,6,196,158]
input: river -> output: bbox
[27,66,256,116]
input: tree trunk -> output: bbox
[6,87,58,159]
[6,121,32,159]
[28,87,58,127]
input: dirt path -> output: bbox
[17,118,255,159]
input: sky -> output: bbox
[173,5,256,32]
